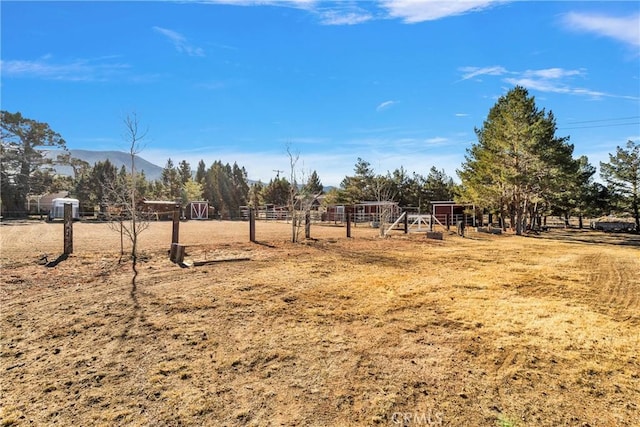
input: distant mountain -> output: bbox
[46,149,164,181]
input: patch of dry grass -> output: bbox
[1,221,639,426]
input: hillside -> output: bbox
[46,149,163,181]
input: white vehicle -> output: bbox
[48,198,80,221]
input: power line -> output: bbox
[559,122,640,130]
[565,115,640,125]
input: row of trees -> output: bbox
[327,158,455,210]
[1,101,638,234]
[0,112,454,220]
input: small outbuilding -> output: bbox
[431,201,476,227]
[48,197,80,221]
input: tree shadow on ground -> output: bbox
[532,229,640,248]
[45,253,69,267]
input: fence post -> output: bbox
[403,210,409,234]
[346,212,352,238]
[63,203,73,255]
[249,208,256,242]
[170,204,180,260]
[305,210,311,239]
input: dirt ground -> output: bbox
[1,220,639,426]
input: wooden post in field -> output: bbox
[249,209,256,242]
[172,204,180,245]
[346,211,352,238]
[403,210,409,234]
[430,214,434,232]
[63,203,73,255]
[170,204,180,260]
[446,214,450,231]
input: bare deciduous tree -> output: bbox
[105,113,149,302]
[287,145,300,243]
[285,146,323,242]
[372,175,397,238]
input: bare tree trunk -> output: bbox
[291,211,297,243]
[287,145,300,243]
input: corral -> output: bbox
[1,221,639,426]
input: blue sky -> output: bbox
[2,1,639,186]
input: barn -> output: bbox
[431,201,476,227]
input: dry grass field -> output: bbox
[1,220,639,426]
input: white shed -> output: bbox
[48,198,80,221]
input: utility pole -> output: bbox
[273,169,284,179]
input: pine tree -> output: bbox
[178,160,192,184]
[161,158,181,200]
[261,177,290,206]
[195,160,207,184]
[600,140,640,232]
[304,170,324,195]
[1,111,67,216]
[458,86,574,235]
[339,158,375,203]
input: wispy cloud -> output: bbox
[425,136,449,145]
[562,12,640,48]
[201,0,507,25]
[460,65,639,100]
[455,113,469,117]
[380,0,506,23]
[0,56,130,81]
[376,100,398,112]
[200,0,315,7]
[458,65,507,81]
[523,68,584,79]
[318,10,373,25]
[153,26,205,57]
[503,77,606,98]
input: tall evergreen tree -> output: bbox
[195,159,207,184]
[161,158,181,200]
[204,161,224,217]
[458,86,574,235]
[600,140,640,231]
[1,111,67,216]
[424,167,455,206]
[261,177,290,206]
[339,158,375,203]
[550,155,595,228]
[178,160,192,184]
[248,182,264,209]
[304,170,324,195]
[231,162,250,213]
[386,167,410,207]
[75,159,119,209]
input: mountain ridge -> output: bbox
[47,149,336,192]
[46,149,164,181]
